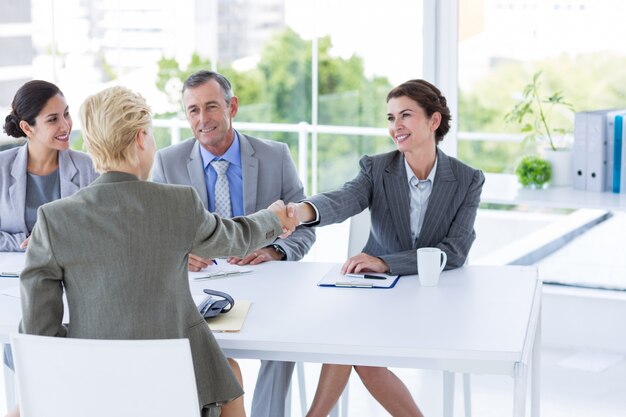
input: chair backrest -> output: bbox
[10,334,200,417]
[347,209,371,257]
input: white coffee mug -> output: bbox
[417,247,447,286]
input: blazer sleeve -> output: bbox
[306,156,373,226]
[380,169,485,275]
[18,207,67,337]
[271,144,316,261]
[189,188,284,260]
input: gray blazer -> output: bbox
[151,132,315,260]
[0,144,98,251]
[19,172,284,410]
[308,149,485,275]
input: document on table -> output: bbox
[192,295,251,332]
[318,264,400,289]
[189,264,253,281]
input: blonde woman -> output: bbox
[7,86,297,417]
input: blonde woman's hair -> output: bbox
[79,86,151,173]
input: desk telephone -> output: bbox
[198,289,235,319]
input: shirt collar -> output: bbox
[405,156,438,186]
[199,131,242,169]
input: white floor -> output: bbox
[3,345,625,416]
[238,345,626,417]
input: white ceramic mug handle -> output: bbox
[439,251,447,272]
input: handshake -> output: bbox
[267,201,316,238]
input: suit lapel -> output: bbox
[187,140,209,209]
[58,150,79,197]
[239,133,258,215]
[383,153,413,249]
[9,145,28,233]
[417,149,457,246]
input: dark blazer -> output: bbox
[151,132,315,261]
[19,172,284,410]
[308,149,485,275]
[0,144,98,251]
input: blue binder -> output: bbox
[614,115,623,193]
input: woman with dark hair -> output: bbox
[291,79,485,416]
[0,80,98,251]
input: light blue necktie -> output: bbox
[211,160,232,218]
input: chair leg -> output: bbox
[463,373,472,417]
[285,380,292,417]
[443,371,455,417]
[296,362,307,417]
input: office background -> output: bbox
[1,0,626,415]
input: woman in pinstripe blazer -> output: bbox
[0,80,98,252]
[293,80,485,417]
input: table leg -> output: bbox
[531,311,542,417]
[512,363,528,417]
[443,371,455,417]
[463,373,472,417]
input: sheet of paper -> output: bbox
[317,264,399,288]
[189,264,252,280]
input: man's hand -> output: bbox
[227,246,282,266]
[188,254,214,272]
[340,252,389,275]
[267,200,298,238]
[19,236,30,250]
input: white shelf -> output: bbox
[482,173,626,211]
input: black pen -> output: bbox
[345,273,387,280]
[0,272,20,278]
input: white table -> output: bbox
[0,254,541,417]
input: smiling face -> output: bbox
[183,79,239,156]
[20,94,72,152]
[386,95,441,154]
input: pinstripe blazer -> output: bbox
[307,149,485,275]
[0,144,99,252]
[151,132,315,260]
[19,172,284,410]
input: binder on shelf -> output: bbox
[572,112,588,190]
[586,110,609,192]
[613,115,626,194]
[605,110,626,193]
[613,114,625,193]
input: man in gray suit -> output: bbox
[151,70,314,417]
[12,85,298,417]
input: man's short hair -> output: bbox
[182,70,233,103]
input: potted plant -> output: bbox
[505,71,575,187]
[515,155,551,188]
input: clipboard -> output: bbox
[318,264,400,289]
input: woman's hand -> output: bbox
[340,252,389,275]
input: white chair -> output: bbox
[344,209,473,417]
[10,334,200,417]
